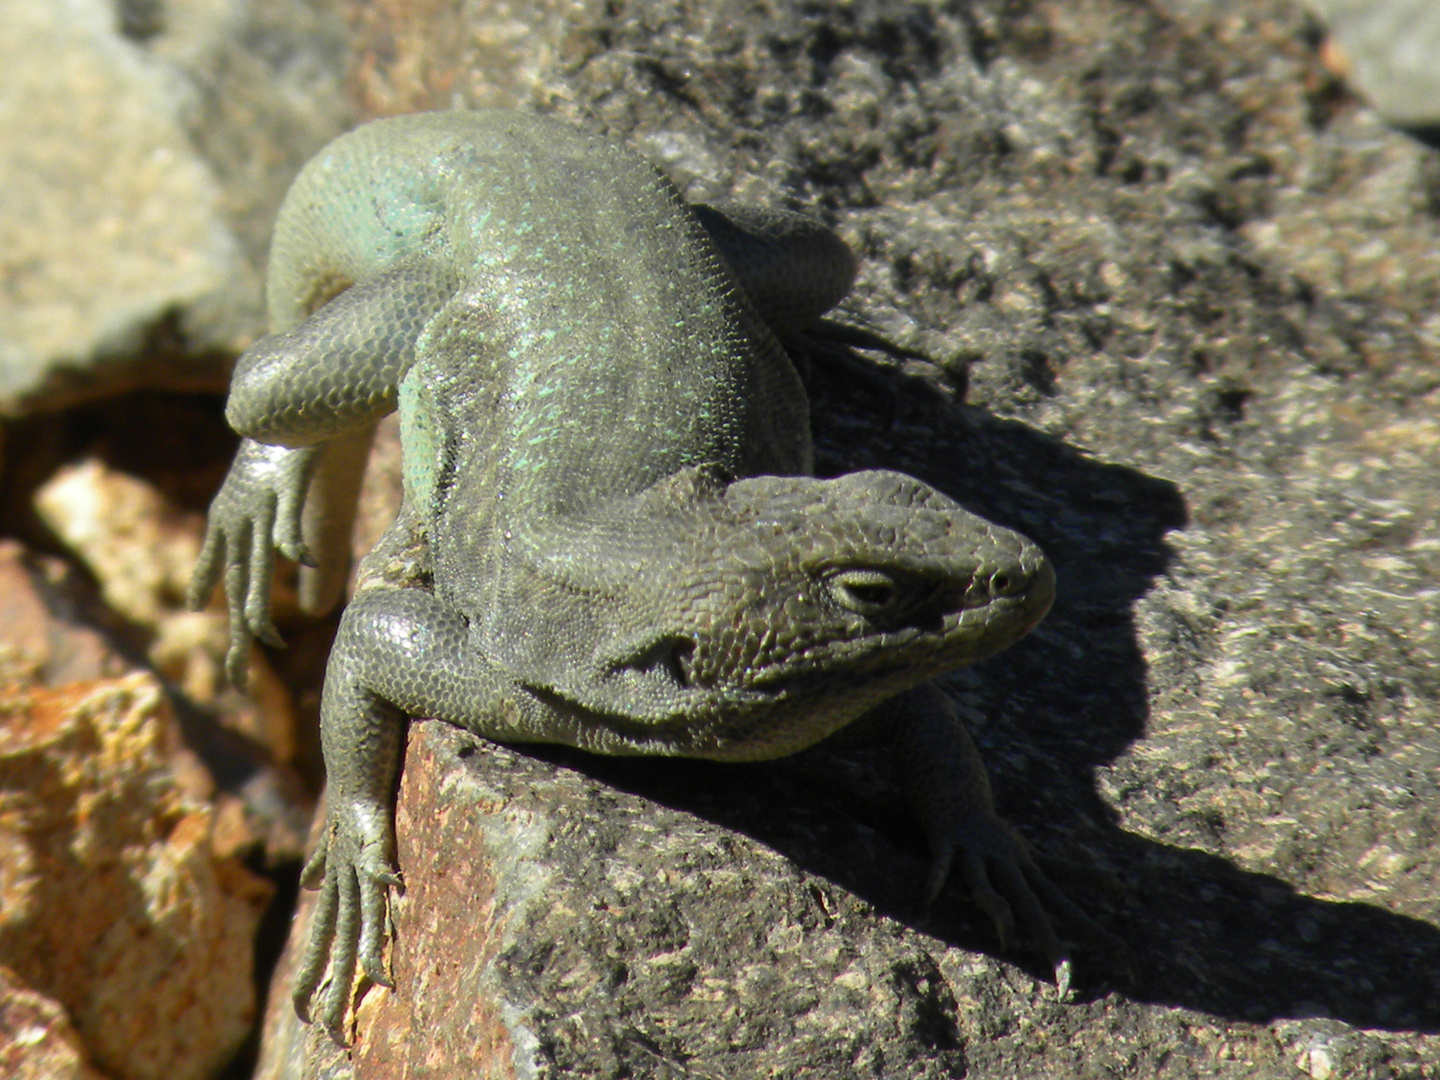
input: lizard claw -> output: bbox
[286,541,319,568]
[922,845,953,911]
[274,467,316,568]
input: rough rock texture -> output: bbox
[0,674,272,1080]
[0,539,132,688]
[264,724,1022,1078]
[0,965,109,1080]
[246,0,1440,1076]
[0,0,351,416]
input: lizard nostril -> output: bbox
[989,568,1027,597]
[670,638,696,688]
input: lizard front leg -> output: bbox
[293,584,525,1042]
[871,683,1123,992]
[189,257,453,681]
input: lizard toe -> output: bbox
[1034,850,1126,895]
[292,864,339,1023]
[299,832,330,890]
[187,523,225,611]
[956,847,1017,951]
[318,867,363,1045]
[991,852,1068,978]
[224,630,251,690]
[357,871,394,989]
[1022,858,1135,980]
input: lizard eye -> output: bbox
[825,568,899,615]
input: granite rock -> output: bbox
[241,0,1440,1076]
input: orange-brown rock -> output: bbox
[0,965,109,1080]
[0,673,271,1080]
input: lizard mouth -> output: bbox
[730,574,1054,693]
[521,627,967,759]
[519,561,1052,760]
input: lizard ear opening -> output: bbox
[605,634,697,694]
[645,463,734,509]
[518,634,706,724]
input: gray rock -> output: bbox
[250,0,1440,1075]
[1307,0,1440,129]
[0,0,351,416]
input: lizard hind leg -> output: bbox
[690,201,857,334]
[293,630,409,1042]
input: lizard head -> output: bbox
[498,465,1054,760]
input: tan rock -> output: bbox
[0,540,127,687]
[0,965,109,1080]
[0,673,271,1080]
[34,459,202,630]
[33,458,307,763]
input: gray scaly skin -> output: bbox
[190,110,1106,1043]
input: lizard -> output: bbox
[188,109,1110,1043]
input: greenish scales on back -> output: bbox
[190,110,1116,1044]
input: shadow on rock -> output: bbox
[539,365,1440,1038]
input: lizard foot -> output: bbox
[927,809,1130,999]
[188,440,317,686]
[785,327,903,433]
[292,806,402,1044]
[786,319,936,434]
